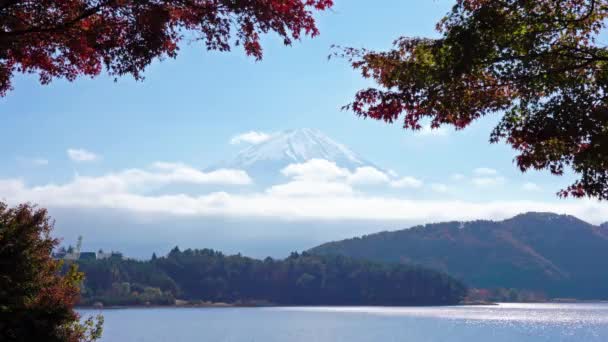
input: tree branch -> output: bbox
[0,1,114,37]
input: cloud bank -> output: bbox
[1,159,607,225]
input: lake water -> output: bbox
[79,303,608,341]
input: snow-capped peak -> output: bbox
[224,128,371,170]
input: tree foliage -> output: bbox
[75,258,178,306]
[0,202,102,342]
[341,0,608,199]
[0,0,333,95]
[75,248,467,306]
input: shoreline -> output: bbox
[77,299,608,310]
[78,302,494,310]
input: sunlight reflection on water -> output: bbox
[80,303,608,342]
[276,303,608,324]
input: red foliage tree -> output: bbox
[0,202,103,342]
[340,0,608,199]
[0,0,333,95]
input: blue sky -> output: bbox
[1,1,605,257]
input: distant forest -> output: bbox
[73,248,467,307]
[310,212,608,299]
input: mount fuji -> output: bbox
[213,128,379,185]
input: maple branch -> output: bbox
[0,1,114,36]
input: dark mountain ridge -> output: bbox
[310,212,608,299]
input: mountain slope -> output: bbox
[228,128,370,169]
[309,212,608,299]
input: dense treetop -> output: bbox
[0,0,333,96]
[0,202,102,342]
[342,0,608,199]
[75,247,467,306]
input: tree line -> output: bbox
[74,247,467,307]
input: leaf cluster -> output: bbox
[343,0,608,199]
[0,0,333,95]
[0,202,102,342]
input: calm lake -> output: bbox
[79,303,608,341]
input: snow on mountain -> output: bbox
[229,128,369,168]
[214,129,377,184]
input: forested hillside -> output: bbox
[74,248,466,306]
[310,212,608,299]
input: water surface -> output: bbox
[79,303,608,341]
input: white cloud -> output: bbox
[5,156,608,225]
[3,163,251,202]
[473,167,498,176]
[281,159,349,181]
[67,148,99,162]
[523,182,542,192]
[272,159,424,194]
[430,183,450,193]
[146,162,252,186]
[280,159,391,187]
[417,124,449,137]
[390,176,424,189]
[267,180,353,197]
[348,167,391,185]
[387,169,399,178]
[275,159,391,197]
[3,177,607,224]
[472,176,506,187]
[230,131,272,145]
